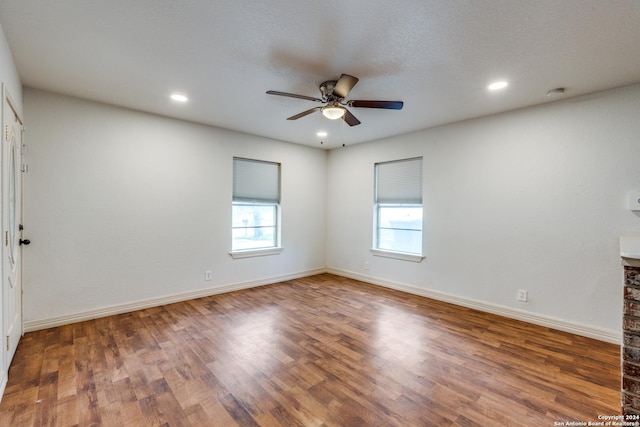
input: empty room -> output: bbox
[1,1,640,426]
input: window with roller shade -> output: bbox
[232,157,281,252]
[374,157,423,255]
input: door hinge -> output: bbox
[5,231,7,246]
[6,336,9,352]
[21,163,28,173]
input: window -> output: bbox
[373,157,424,261]
[232,157,281,256]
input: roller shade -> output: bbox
[233,157,280,203]
[375,157,422,204]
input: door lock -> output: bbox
[19,239,30,246]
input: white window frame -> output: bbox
[372,157,425,262]
[230,157,283,259]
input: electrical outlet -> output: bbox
[205,271,212,281]
[517,289,528,302]
[364,262,370,270]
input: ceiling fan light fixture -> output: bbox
[322,105,345,120]
[266,73,401,128]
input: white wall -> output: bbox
[22,89,327,328]
[0,24,22,114]
[327,84,640,341]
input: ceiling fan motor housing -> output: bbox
[320,80,338,100]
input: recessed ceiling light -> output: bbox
[316,131,328,137]
[488,81,509,91]
[170,93,188,102]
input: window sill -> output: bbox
[229,247,284,259]
[370,248,425,263]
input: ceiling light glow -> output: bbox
[170,93,188,102]
[317,131,328,137]
[488,81,509,91]
[322,105,345,120]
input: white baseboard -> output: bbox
[23,266,621,345]
[326,267,621,345]
[23,268,326,332]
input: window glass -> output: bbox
[376,205,423,254]
[232,203,277,250]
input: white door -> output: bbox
[3,88,24,365]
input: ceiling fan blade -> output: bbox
[287,107,322,120]
[266,90,323,103]
[349,100,404,110]
[342,108,361,126]
[333,74,359,98]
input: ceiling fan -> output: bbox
[266,74,403,126]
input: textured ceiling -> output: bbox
[1,1,640,149]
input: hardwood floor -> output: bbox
[0,274,621,426]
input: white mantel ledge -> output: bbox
[621,232,640,267]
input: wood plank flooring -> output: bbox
[0,274,621,426]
